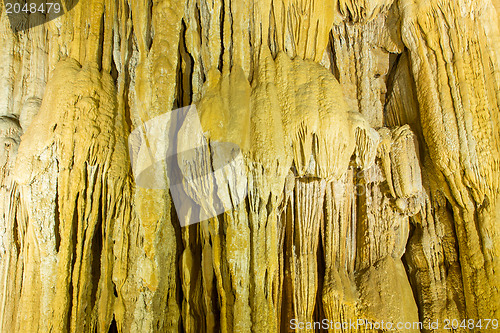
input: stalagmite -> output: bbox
[1,0,500,332]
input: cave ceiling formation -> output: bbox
[1,0,500,332]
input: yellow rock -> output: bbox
[0,0,499,332]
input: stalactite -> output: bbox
[321,172,357,333]
[1,0,500,332]
[399,0,500,320]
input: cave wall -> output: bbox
[0,0,500,332]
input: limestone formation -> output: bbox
[0,0,500,332]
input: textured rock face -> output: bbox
[0,0,499,332]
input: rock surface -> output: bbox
[0,0,499,332]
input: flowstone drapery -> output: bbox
[1,0,500,332]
